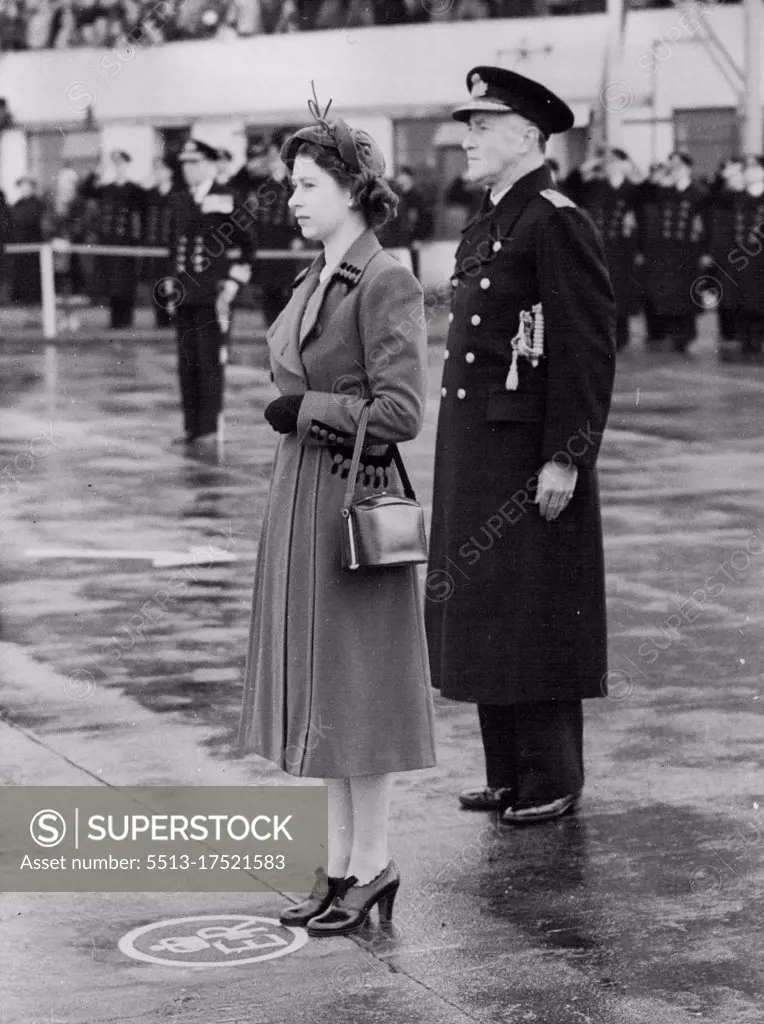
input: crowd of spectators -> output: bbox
[0,0,621,51]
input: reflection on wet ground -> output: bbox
[1,313,763,1023]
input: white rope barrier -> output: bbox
[2,242,316,339]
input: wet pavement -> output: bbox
[0,305,762,1024]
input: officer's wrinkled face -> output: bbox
[288,154,354,243]
[154,161,173,188]
[743,158,764,188]
[722,161,744,191]
[182,157,214,190]
[462,112,539,186]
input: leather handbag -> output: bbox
[340,403,428,571]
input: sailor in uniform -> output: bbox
[166,139,254,445]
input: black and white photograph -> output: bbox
[0,0,762,1020]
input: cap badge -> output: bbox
[470,74,488,98]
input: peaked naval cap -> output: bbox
[179,138,219,163]
[280,82,386,176]
[453,66,574,136]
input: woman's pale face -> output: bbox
[288,154,353,243]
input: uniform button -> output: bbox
[457,388,466,399]
[451,277,459,288]
[471,314,481,326]
[319,429,328,439]
[480,278,490,289]
[443,350,450,359]
[441,387,447,397]
[311,425,320,435]
[448,312,454,323]
[492,241,501,252]
[328,433,337,442]
[465,352,475,363]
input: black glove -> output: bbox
[264,394,303,434]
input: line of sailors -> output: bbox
[68,134,305,330]
[563,149,764,359]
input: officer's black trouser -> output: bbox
[478,700,584,806]
[176,304,224,439]
[643,296,664,342]
[739,312,764,353]
[110,297,134,329]
[663,312,696,349]
[262,284,291,328]
[615,312,630,350]
[155,304,174,328]
[718,303,740,342]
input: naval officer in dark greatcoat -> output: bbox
[426,67,616,825]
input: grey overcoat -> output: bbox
[238,229,436,778]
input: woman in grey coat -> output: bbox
[237,103,436,936]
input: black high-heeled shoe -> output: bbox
[279,868,344,927]
[306,861,400,937]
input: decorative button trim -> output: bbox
[465,352,475,363]
[451,277,459,287]
[471,314,481,326]
[443,350,450,359]
[457,388,466,399]
[492,241,501,252]
[480,278,490,289]
[441,387,447,397]
[448,312,454,323]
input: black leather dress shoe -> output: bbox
[458,786,513,811]
[279,868,344,927]
[500,791,582,825]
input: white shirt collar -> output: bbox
[193,177,215,204]
[489,184,512,207]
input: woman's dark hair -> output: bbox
[293,142,398,229]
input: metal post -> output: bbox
[604,0,625,147]
[742,0,763,154]
[39,244,57,341]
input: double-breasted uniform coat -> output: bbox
[637,182,706,345]
[10,194,46,303]
[732,190,764,352]
[238,229,436,778]
[704,182,743,345]
[142,183,177,326]
[80,175,146,327]
[578,178,639,349]
[228,168,306,327]
[426,164,616,709]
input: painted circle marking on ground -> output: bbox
[118,914,307,967]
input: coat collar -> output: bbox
[297,229,382,346]
[454,165,554,277]
[267,229,383,380]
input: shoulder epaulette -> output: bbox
[540,188,577,209]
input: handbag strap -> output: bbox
[341,402,417,511]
